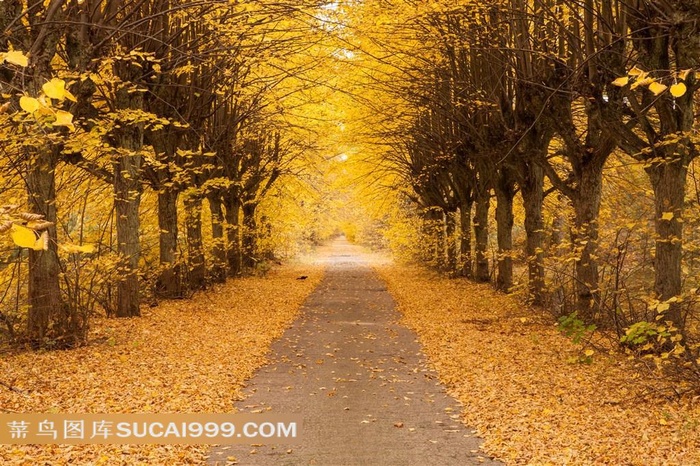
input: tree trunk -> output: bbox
[474,187,490,282]
[156,189,182,298]
[184,191,205,291]
[112,60,145,318]
[21,7,84,346]
[423,207,445,270]
[445,210,457,274]
[434,209,446,270]
[421,208,436,265]
[242,202,258,271]
[224,194,242,276]
[495,169,516,292]
[571,167,604,320]
[113,147,142,318]
[459,201,473,278]
[646,159,687,331]
[521,162,546,305]
[27,147,83,347]
[207,194,227,283]
[549,194,568,253]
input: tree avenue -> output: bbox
[0,0,330,347]
[0,0,699,387]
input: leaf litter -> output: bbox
[0,265,322,465]
[378,265,700,466]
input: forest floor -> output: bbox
[0,264,323,465]
[379,266,700,465]
[1,240,699,465]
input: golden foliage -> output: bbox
[670,83,687,98]
[59,243,96,254]
[1,51,29,67]
[648,81,668,96]
[18,96,40,114]
[611,76,629,87]
[42,79,76,102]
[9,224,48,251]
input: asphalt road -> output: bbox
[207,238,500,466]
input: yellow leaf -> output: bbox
[61,243,95,253]
[53,109,75,130]
[43,78,67,100]
[76,243,95,253]
[611,76,629,87]
[657,303,670,312]
[661,212,674,221]
[4,50,29,67]
[678,69,691,81]
[10,224,37,248]
[630,77,654,90]
[584,349,594,357]
[628,66,644,76]
[35,230,49,251]
[10,224,47,250]
[648,81,667,96]
[64,88,77,102]
[19,96,40,113]
[670,83,687,98]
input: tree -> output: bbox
[614,0,700,332]
[1,0,85,347]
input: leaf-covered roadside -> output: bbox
[0,265,322,465]
[378,265,700,466]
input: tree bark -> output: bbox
[459,201,473,278]
[646,159,687,330]
[444,210,457,274]
[184,191,205,291]
[207,194,227,283]
[521,162,546,304]
[571,167,604,320]
[622,4,697,334]
[155,189,182,298]
[474,187,490,282]
[242,202,258,271]
[113,147,142,318]
[549,194,568,253]
[112,60,144,318]
[423,207,445,270]
[27,147,83,347]
[421,208,436,265]
[434,209,446,271]
[495,169,516,292]
[17,0,85,346]
[224,193,242,276]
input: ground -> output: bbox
[1,239,699,465]
[379,265,700,465]
[206,239,497,465]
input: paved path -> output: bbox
[207,239,500,466]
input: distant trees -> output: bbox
[0,0,329,348]
[359,0,699,344]
[2,0,698,366]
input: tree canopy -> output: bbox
[0,0,699,381]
